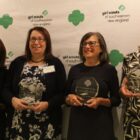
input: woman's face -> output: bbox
[82,35,102,60]
[29,30,46,56]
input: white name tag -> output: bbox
[43,65,55,73]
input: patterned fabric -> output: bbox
[123,51,140,140]
[7,64,57,140]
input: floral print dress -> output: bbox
[122,51,140,140]
[8,64,56,140]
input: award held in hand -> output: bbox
[75,77,99,103]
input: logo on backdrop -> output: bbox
[0,14,13,29]
[109,49,124,66]
[28,10,53,26]
[102,4,130,23]
[6,51,14,67]
[63,55,81,69]
[68,10,84,26]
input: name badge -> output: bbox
[43,65,55,74]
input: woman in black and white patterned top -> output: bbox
[120,47,140,140]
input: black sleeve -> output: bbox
[65,66,75,96]
[120,58,127,83]
[108,67,121,107]
[47,58,66,112]
[2,61,16,105]
[1,56,25,106]
[0,68,7,103]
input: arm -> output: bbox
[2,61,17,105]
[2,57,29,110]
[47,58,66,112]
[107,66,121,107]
[86,66,121,109]
[0,68,7,102]
[65,66,83,106]
[120,58,138,98]
[85,97,111,109]
[120,77,138,98]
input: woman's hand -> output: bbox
[85,98,100,109]
[120,77,138,98]
[121,86,140,98]
[12,97,29,111]
[120,86,135,97]
[85,97,111,109]
[30,101,48,112]
[65,93,83,106]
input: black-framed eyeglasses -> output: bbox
[30,37,45,43]
[82,41,99,47]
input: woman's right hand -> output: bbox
[11,97,29,111]
[120,86,134,97]
[120,86,140,98]
[65,93,83,106]
[120,77,137,98]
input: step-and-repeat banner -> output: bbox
[1,0,140,139]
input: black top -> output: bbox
[0,67,7,140]
[0,67,7,104]
[2,56,66,126]
[66,63,121,140]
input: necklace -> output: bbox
[31,58,44,63]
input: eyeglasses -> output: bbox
[30,37,45,43]
[82,41,99,48]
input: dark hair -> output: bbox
[79,32,109,64]
[25,26,53,60]
[0,39,6,67]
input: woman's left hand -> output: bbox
[85,98,100,109]
[30,101,48,112]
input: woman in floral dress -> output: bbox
[120,48,140,140]
[2,27,66,140]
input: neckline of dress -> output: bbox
[31,58,44,63]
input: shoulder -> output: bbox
[123,51,139,66]
[125,52,136,57]
[9,55,27,71]
[11,55,27,65]
[51,57,63,65]
[124,52,136,61]
[46,57,65,70]
[70,63,83,70]
[68,63,83,74]
[46,57,65,72]
[101,63,117,73]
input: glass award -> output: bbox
[75,77,99,103]
[19,85,36,105]
[18,79,45,106]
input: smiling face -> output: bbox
[82,35,102,60]
[29,30,46,57]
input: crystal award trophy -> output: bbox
[75,77,99,103]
